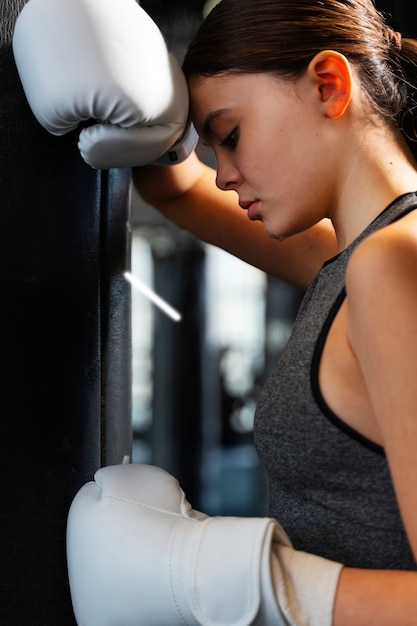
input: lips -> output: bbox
[239,199,260,221]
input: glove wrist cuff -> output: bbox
[171,516,281,626]
[275,545,344,626]
[154,122,198,165]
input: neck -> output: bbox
[329,127,417,251]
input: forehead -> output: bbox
[188,72,237,106]
[188,72,296,136]
[190,73,281,115]
[189,74,249,139]
[189,71,280,100]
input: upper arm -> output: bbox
[346,226,417,560]
[133,153,338,289]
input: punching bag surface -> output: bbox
[0,2,132,623]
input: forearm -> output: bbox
[133,154,242,245]
[133,152,207,208]
[133,155,337,289]
[333,567,417,626]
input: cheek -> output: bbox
[238,137,278,181]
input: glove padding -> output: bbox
[12,0,192,168]
[67,464,343,626]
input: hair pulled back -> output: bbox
[183,0,417,159]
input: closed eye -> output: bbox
[220,128,239,150]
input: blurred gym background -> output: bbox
[131,0,417,517]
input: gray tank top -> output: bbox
[254,193,417,569]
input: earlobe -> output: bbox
[308,50,352,118]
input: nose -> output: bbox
[215,155,242,191]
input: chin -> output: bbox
[262,222,287,241]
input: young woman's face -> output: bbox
[189,72,337,240]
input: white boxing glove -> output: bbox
[66,464,343,626]
[12,0,197,168]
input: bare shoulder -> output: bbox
[345,212,417,560]
[346,211,417,296]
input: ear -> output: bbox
[307,50,352,118]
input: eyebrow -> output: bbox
[202,108,229,140]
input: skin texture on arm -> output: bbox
[133,154,338,290]
[346,218,417,558]
[333,567,417,626]
[331,217,417,626]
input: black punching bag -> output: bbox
[0,1,132,623]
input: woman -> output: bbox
[134,0,417,622]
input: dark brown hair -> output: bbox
[183,0,417,158]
